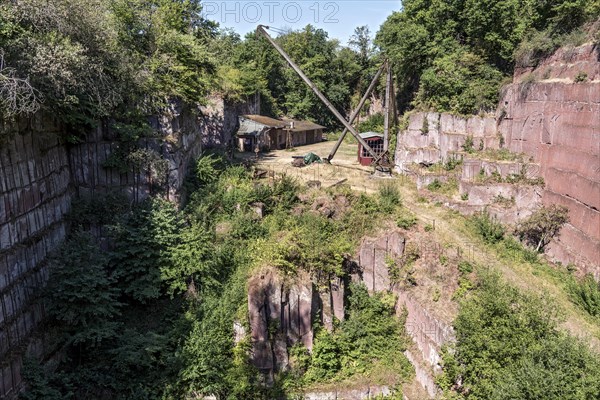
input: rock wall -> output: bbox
[0,95,252,398]
[395,43,600,278]
[395,112,499,173]
[248,269,317,374]
[0,115,69,398]
[498,44,600,276]
[247,230,452,398]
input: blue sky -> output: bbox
[202,1,402,45]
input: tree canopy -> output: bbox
[376,0,599,114]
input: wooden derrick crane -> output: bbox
[256,25,398,170]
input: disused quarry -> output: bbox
[1,3,599,398]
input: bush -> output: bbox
[356,112,384,133]
[462,135,475,153]
[427,179,442,191]
[305,283,412,384]
[415,51,504,115]
[46,231,121,346]
[378,182,401,213]
[515,205,569,252]
[472,210,505,244]
[514,30,557,68]
[396,211,417,229]
[574,71,588,82]
[111,198,183,302]
[439,273,600,399]
[569,274,600,318]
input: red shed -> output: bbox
[357,132,385,166]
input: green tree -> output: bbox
[515,205,569,252]
[111,198,183,302]
[439,273,600,399]
[46,231,121,346]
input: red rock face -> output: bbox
[514,43,600,83]
[498,45,600,278]
[247,269,315,372]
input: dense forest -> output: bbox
[2,0,600,399]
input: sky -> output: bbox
[202,1,402,45]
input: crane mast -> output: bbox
[256,25,380,161]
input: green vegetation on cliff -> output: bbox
[0,0,215,129]
[376,0,599,114]
[24,156,413,399]
[438,273,600,399]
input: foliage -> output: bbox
[515,205,569,252]
[462,135,475,153]
[45,231,121,346]
[415,51,503,114]
[426,177,458,196]
[444,156,463,171]
[0,0,216,127]
[19,359,68,400]
[378,182,402,213]
[568,274,600,318]
[68,192,129,227]
[439,272,600,399]
[111,198,184,302]
[574,71,588,82]
[304,283,412,385]
[214,24,376,129]
[427,179,442,191]
[472,210,505,244]
[356,112,384,133]
[396,210,418,230]
[376,0,597,115]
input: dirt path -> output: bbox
[247,138,600,351]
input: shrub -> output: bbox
[439,273,600,399]
[396,211,417,229]
[515,205,569,252]
[378,182,401,213]
[443,156,462,171]
[457,260,474,275]
[414,51,503,115]
[356,112,384,133]
[426,179,442,191]
[514,29,556,68]
[111,198,183,302]
[574,71,588,82]
[569,274,600,318]
[45,231,121,346]
[305,283,412,384]
[472,210,505,244]
[462,135,475,153]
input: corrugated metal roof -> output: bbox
[359,132,384,139]
[241,115,286,128]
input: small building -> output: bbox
[236,115,325,152]
[357,132,385,166]
[280,118,325,148]
[236,115,286,152]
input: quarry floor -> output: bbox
[241,138,600,353]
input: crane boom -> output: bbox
[327,60,387,162]
[256,25,379,160]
